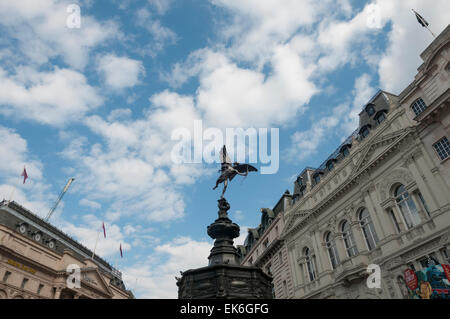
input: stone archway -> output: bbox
[378,168,414,201]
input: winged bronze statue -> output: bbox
[213,145,258,198]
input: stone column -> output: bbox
[313,230,331,273]
[53,287,62,299]
[415,148,450,208]
[334,233,347,262]
[364,188,387,239]
[405,152,439,213]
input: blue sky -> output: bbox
[0,0,449,298]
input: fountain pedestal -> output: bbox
[177,198,273,299]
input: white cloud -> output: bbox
[79,198,101,210]
[148,0,173,15]
[0,67,102,126]
[135,7,177,55]
[375,0,450,92]
[0,0,118,70]
[58,214,131,258]
[60,90,205,223]
[0,126,51,216]
[97,54,145,90]
[122,236,212,298]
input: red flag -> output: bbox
[120,243,123,258]
[102,222,106,238]
[21,166,28,184]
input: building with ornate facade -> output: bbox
[282,24,450,299]
[240,24,450,299]
[0,200,133,299]
[238,191,295,299]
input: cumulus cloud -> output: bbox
[60,90,205,223]
[287,73,376,162]
[0,67,102,126]
[0,126,51,216]
[0,0,118,69]
[97,54,146,90]
[135,7,177,55]
[122,236,212,298]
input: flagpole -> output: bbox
[425,25,437,38]
[7,187,16,205]
[91,231,100,260]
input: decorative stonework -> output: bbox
[378,167,415,201]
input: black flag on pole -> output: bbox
[413,9,429,27]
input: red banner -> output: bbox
[404,268,418,291]
[442,264,450,282]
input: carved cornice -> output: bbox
[283,129,416,238]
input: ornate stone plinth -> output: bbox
[177,198,273,299]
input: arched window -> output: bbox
[411,98,427,116]
[313,173,321,184]
[359,209,379,251]
[375,111,386,124]
[360,125,370,139]
[395,184,421,229]
[341,221,358,257]
[326,160,334,171]
[366,103,376,116]
[304,248,316,282]
[325,232,339,269]
[341,145,350,157]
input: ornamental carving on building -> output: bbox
[378,167,415,201]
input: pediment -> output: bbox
[80,267,113,297]
[353,129,408,173]
[285,210,311,233]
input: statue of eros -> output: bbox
[213,145,258,199]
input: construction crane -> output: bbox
[45,178,75,222]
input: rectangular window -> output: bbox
[37,284,44,294]
[411,98,427,116]
[433,137,450,161]
[21,277,29,289]
[282,280,288,298]
[278,251,283,264]
[2,271,11,283]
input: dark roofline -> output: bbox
[0,200,117,275]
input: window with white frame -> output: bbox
[395,184,421,229]
[359,208,379,251]
[325,232,339,269]
[304,247,316,282]
[341,220,358,257]
[433,136,450,161]
[411,98,427,116]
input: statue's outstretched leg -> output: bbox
[221,179,228,198]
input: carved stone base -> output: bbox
[177,264,273,299]
[177,198,273,299]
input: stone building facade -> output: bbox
[281,24,450,299]
[238,192,295,299]
[0,200,133,299]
